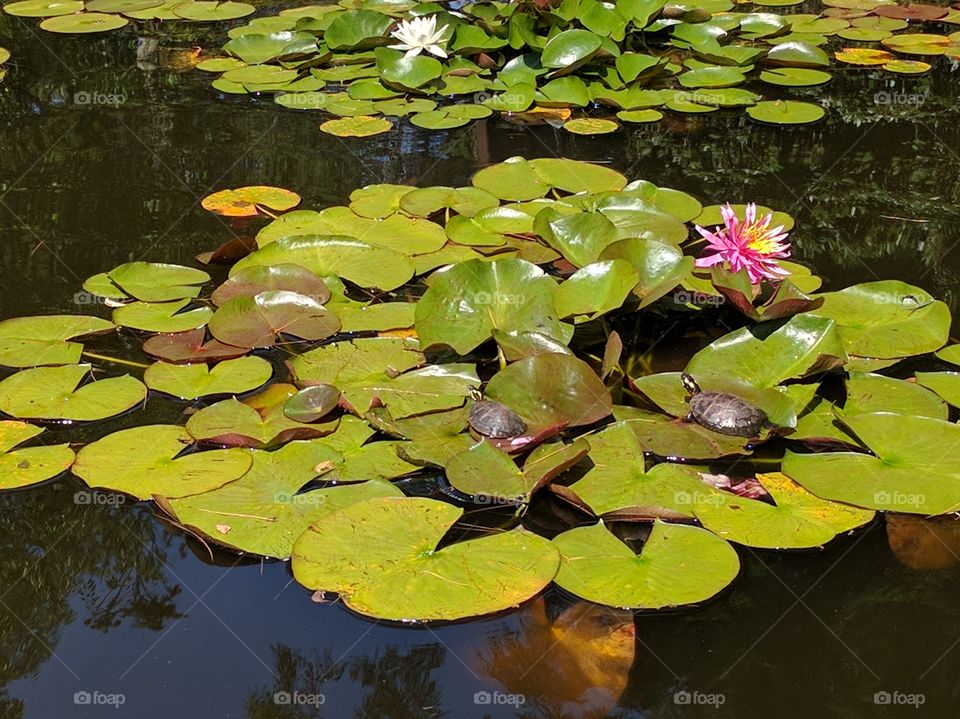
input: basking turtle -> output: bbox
[681,373,769,438]
[468,400,527,439]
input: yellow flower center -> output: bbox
[743,224,778,254]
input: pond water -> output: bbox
[3,6,960,718]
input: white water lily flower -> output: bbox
[388,15,450,59]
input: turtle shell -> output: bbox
[687,391,767,437]
[468,400,526,439]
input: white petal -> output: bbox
[427,45,448,58]
[404,47,423,58]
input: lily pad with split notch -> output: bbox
[0,364,146,422]
[144,356,273,400]
[552,521,739,609]
[73,424,252,499]
[0,420,75,490]
[163,443,402,558]
[291,496,561,621]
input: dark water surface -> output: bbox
[3,8,960,719]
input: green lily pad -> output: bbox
[201,186,300,217]
[784,412,960,515]
[694,472,875,549]
[485,353,612,432]
[399,186,499,218]
[186,385,338,448]
[617,109,663,123]
[142,329,249,364]
[758,67,832,86]
[746,100,825,125]
[40,11,129,32]
[541,28,603,69]
[232,236,415,291]
[292,496,560,621]
[471,157,627,201]
[914,372,960,408]
[0,364,146,421]
[882,33,950,56]
[172,0,255,21]
[283,384,341,423]
[107,262,210,303]
[290,337,476,418]
[3,0,82,16]
[0,315,114,368]
[324,9,393,50]
[552,521,739,609]
[599,238,694,307]
[563,118,619,135]
[144,356,273,400]
[446,438,589,503]
[616,406,751,460]
[415,258,567,354]
[554,260,640,320]
[809,281,950,360]
[208,291,340,349]
[0,421,74,490]
[320,115,393,137]
[223,30,317,65]
[163,443,403,558]
[686,313,846,387]
[73,425,252,500]
[567,421,717,516]
[113,300,213,334]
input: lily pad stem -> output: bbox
[82,351,150,369]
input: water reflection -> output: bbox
[1,13,960,719]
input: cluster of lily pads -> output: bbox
[1,0,255,33]
[193,0,960,135]
[0,157,957,622]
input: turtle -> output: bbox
[681,373,769,438]
[468,400,527,439]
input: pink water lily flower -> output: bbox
[694,203,791,284]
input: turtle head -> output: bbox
[681,373,700,396]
